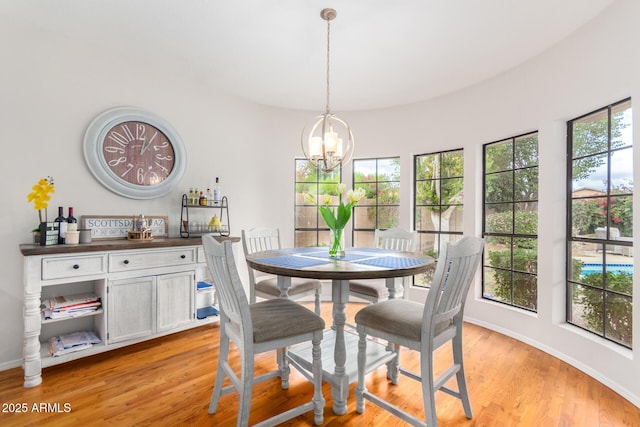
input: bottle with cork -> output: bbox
[213,177,221,204]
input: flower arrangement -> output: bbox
[304,183,366,257]
[27,176,55,227]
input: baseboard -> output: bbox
[0,358,23,372]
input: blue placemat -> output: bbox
[256,256,330,269]
[353,256,427,269]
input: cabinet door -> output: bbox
[108,276,155,344]
[156,271,194,332]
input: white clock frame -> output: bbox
[83,107,187,199]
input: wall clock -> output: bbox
[83,107,187,199]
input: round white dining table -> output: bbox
[245,247,434,414]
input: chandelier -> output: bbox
[301,8,355,173]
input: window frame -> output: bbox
[351,156,401,247]
[413,148,464,287]
[293,158,341,248]
[482,131,539,312]
[566,97,633,348]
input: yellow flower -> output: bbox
[347,187,366,204]
[304,184,366,232]
[304,192,316,205]
[27,176,55,210]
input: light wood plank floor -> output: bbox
[1,302,638,426]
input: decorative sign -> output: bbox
[80,215,168,240]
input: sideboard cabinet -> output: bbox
[20,237,238,388]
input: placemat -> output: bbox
[256,256,330,269]
[353,256,427,269]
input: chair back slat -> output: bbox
[375,227,418,252]
[423,236,484,334]
[202,235,251,338]
[242,227,281,255]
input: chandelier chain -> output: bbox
[325,17,331,114]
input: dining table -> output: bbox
[244,246,434,415]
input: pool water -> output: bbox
[582,263,634,275]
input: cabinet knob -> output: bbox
[180,254,186,259]
[73,264,79,269]
[123,260,130,265]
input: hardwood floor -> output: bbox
[1,302,638,426]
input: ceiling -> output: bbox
[4,0,615,111]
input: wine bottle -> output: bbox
[67,207,77,230]
[55,206,67,244]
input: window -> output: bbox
[482,133,539,311]
[352,157,400,247]
[567,98,633,348]
[294,159,341,247]
[414,149,464,286]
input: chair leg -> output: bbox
[277,348,291,389]
[421,351,438,427]
[385,342,400,385]
[209,323,229,414]
[355,331,367,413]
[314,288,321,316]
[311,337,325,425]
[452,328,473,418]
[238,349,254,427]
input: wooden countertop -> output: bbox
[20,236,240,256]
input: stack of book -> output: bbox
[48,331,101,357]
[41,292,102,320]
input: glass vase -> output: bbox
[329,227,346,258]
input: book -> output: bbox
[49,337,93,357]
[41,293,100,311]
[48,331,101,357]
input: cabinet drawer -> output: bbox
[42,254,107,280]
[109,248,197,272]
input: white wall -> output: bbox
[1,0,638,407]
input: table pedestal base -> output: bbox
[288,328,393,415]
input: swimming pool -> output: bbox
[582,263,634,275]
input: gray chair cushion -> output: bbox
[349,278,389,298]
[250,298,325,343]
[255,277,322,297]
[355,299,450,341]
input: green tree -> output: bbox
[415,151,464,253]
[354,158,400,230]
[571,110,626,181]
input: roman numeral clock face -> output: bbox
[84,107,187,199]
[102,121,175,186]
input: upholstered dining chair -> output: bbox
[349,227,418,303]
[354,236,484,427]
[242,227,322,315]
[202,235,325,426]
